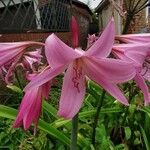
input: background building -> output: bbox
[95,0,149,34]
[0,0,92,48]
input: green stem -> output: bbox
[70,113,78,150]
[14,70,23,90]
[92,90,106,146]
[113,83,134,143]
[122,83,134,126]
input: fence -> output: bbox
[0,0,72,33]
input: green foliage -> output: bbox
[124,127,131,140]
[140,126,150,150]
[0,79,150,149]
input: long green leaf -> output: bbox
[0,105,17,119]
[0,105,70,146]
[6,85,22,94]
[44,100,123,129]
[43,102,88,147]
[140,107,150,117]
[31,101,123,147]
[140,126,150,150]
[43,101,57,118]
[44,101,123,120]
[38,119,70,145]
[0,104,89,147]
[45,100,123,129]
[51,108,123,130]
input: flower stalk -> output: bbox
[70,113,79,150]
[92,89,106,146]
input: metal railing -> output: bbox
[0,0,71,33]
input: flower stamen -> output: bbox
[72,66,82,93]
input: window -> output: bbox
[0,1,36,33]
[0,0,70,33]
[39,0,70,31]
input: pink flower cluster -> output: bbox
[0,16,149,131]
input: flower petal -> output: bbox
[143,70,150,81]
[58,61,86,119]
[25,49,42,59]
[112,49,126,59]
[83,57,135,83]
[0,42,27,55]
[5,53,23,84]
[125,51,146,66]
[13,87,39,128]
[26,72,51,99]
[23,55,41,69]
[113,44,148,65]
[45,34,81,67]
[24,49,42,67]
[116,33,150,43]
[85,18,115,58]
[23,87,42,130]
[42,81,52,99]
[84,60,129,105]
[0,49,22,67]
[87,34,99,49]
[0,42,43,66]
[134,73,150,105]
[24,65,66,91]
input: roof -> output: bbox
[72,0,92,15]
[95,0,109,13]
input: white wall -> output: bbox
[98,0,123,34]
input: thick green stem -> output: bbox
[70,113,78,150]
[122,83,134,126]
[92,90,106,146]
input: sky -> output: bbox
[79,0,102,9]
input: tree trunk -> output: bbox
[122,14,134,34]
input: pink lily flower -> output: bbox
[113,43,150,105]
[115,33,150,43]
[87,34,99,49]
[24,18,135,119]
[21,49,42,70]
[0,42,44,83]
[13,68,51,131]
